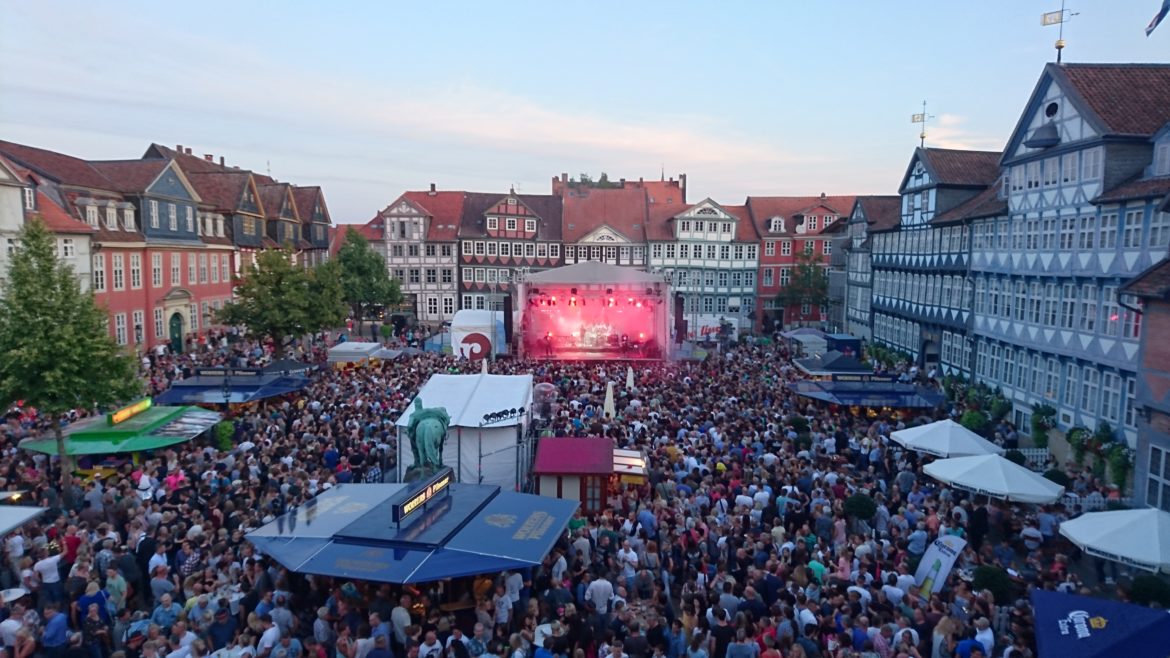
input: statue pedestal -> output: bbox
[404,465,444,483]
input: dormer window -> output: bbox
[807,216,819,231]
[506,217,517,231]
[22,187,34,210]
[824,215,835,225]
[86,205,98,226]
[123,207,136,231]
[1156,142,1170,177]
[216,217,224,237]
[487,216,498,230]
[105,206,117,230]
[769,217,785,233]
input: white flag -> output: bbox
[911,113,925,124]
[1042,10,1064,26]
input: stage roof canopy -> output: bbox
[247,482,577,584]
[787,380,945,409]
[524,261,665,285]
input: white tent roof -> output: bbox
[452,309,504,327]
[891,419,1005,457]
[523,261,665,285]
[923,454,1064,504]
[397,373,533,428]
[0,506,45,536]
[1059,508,1170,573]
[327,342,382,361]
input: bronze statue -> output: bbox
[405,397,451,475]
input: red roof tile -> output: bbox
[27,190,93,234]
[293,186,329,226]
[0,140,114,190]
[930,186,1008,226]
[458,192,563,240]
[919,148,1002,187]
[401,191,466,241]
[88,160,170,194]
[644,202,691,241]
[560,186,648,243]
[1121,258,1170,298]
[1093,176,1170,205]
[853,196,902,232]
[725,204,759,242]
[533,437,612,474]
[186,171,254,213]
[1058,64,1170,137]
[258,183,295,220]
[746,195,858,236]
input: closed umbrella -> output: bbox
[603,381,616,419]
[1059,508,1170,572]
[923,454,1064,504]
[891,419,1005,457]
[626,366,635,390]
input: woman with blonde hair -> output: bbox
[931,616,960,658]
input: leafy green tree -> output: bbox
[215,249,347,352]
[336,227,402,331]
[775,250,828,319]
[0,219,140,488]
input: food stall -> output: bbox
[532,437,648,515]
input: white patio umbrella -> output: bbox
[891,419,1005,457]
[626,366,635,390]
[481,357,489,375]
[603,381,616,419]
[923,454,1064,504]
[1059,508,1170,573]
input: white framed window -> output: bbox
[765,241,775,256]
[1043,157,1059,187]
[1156,142,1170,177]
[129,254,142,289]
[1147,446,1170,512]
[221,254,230,282]
[1099,213,1118,249]
[525,219,537,232]
[780,240,792,256]
[149,200,159,228]
[525,243,535,257]
[59,238,75,259]
[763,268,774,286]
[474,295,486,310]
[746,244,757,260]
[170,253,181,286]
[474,268,485,283]
[114,313,127,345]
[1063,363,1080,407]
[1102,286,1120,336]
[537,242,548,258]
[112,254,125,291]
[506,217,517,231]
[807,216,819,231]
[123,207,136,230]
[1062,154,1078,184]
[1060,283,1076,328]
[1082,147,1103,180]
[486,269,497,283]
[1081,367,1100,413]
[187,253,196,285]
[1122,210,1144,248]
[462,241,473,256]
[1078,216,1096,250]
[487,216,498,230]
[185,206,194,232]
[153,308,164,338]
[427,297,439,316]
[85,205,98,226]
[651,244,663,260]
[131,310,144,343]
[92,254,105,292]
[168,203,177,230]
[408,269,420,284]
[210,254,219,283]
[22,187,34,210]
[461,294,472,309]
[779,268,791,286]
[822,241,832,255]
[199,253,208,283]
[462,268,473,282]
[499,242,510,257]
[474,241,485,256]
[442,297,454,316]
[1101,372,1121,423]
[442,268,453,284]
[486,242,497,257]
[216,217,224,237]
[1079,283,1097,332]
[105,207,117,229]
[190,303,199,331]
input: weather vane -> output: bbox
[911,101,934,148]
[1042,1,1079,63]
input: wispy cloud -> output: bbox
[925,114,1004,151]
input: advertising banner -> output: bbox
[915,535,967,597]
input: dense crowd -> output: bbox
[0,331,1134,658]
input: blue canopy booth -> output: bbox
[247,469,578,584]
[787,379,945,409]
[154,361,314,406]
[1032,589,1170,658]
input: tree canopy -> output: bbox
[775,250,828,314]
[336,227,402,323]
[0,219,140,487]
[215,249,347,351]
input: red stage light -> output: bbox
[639,332,645,339]
[608,297,615,307]
[636,301,643,308]
[627,297,634,304]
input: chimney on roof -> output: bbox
[220,156,225,167]
[176,144,183,153]
[820,192,826,200]
[679,174,687,202]
[428,183,437,196]
[639,177,643,185]
[185,148,192,155]
[561,173,568,183]
[204,154,213,162]
[619,178,626,187]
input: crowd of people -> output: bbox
[0,330,1137,658]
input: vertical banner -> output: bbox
[915,535,968,597]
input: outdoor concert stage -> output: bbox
[517,262,671,361]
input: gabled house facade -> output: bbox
[647,198,759,338]
[971,63,1170,442]
[458,191,563,312]
[843,196,900,340]
[746,194,855,331]
[377,186,463,325]
[1123,257,1170,511]
[872,147,999,375]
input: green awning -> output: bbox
[19,405,221,456]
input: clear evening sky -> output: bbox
[1,1,1166,222]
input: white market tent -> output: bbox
[0,506,46,536]
[923,454,1065,504]
[396,373,533,489]
[327,342,398,366]
[1059,508,1170,573]
[891,419,1006,457]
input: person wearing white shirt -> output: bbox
[504,571,524,604]
[616,542,638,580]
[585,576,613,613]
[257,615,282,658]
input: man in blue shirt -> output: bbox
[150,593,183,629]
[42,603,69,658]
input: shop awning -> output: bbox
[247,482,577,584]
[153,375,310,405]
[787,380,945,409]
[20,403,221,456]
